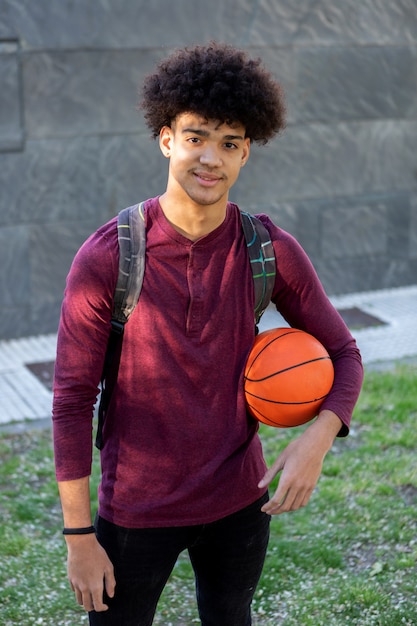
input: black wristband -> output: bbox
[62,525,96,535]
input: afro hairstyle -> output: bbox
[140,42,286,145]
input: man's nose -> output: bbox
[199,145,222,167]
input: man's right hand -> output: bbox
[66,534,116,612]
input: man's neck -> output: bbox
[159,192,228,241]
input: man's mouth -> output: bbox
[193,171,223,186]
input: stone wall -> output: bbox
[0,0,416,339]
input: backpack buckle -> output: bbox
[110,319,125,335]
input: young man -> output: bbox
[53,43,363,625]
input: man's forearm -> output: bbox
[309,408,344,452]
[58,476,93,527]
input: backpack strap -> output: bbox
[95,202,146,449]
[240,211,276,330]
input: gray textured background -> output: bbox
[1,0,416,340]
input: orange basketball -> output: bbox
[244,327,334,428]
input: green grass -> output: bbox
[1,365,417,625]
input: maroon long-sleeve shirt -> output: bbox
[52,197,363,528]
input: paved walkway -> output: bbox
[1,285,416,429]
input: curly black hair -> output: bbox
[140,42,286,145]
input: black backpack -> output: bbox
[96,202,276,449]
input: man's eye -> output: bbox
[225,142,238,149]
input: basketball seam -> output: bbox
[244,356,332,382]
[246,400,317,427]
[245,391,330,406]
[245,329,303,377]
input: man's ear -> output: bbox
[241,137,251,167]
[159,126,173,158]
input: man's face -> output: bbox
[159,112,250,208]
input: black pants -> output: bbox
[89,493,270,626]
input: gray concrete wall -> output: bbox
[0,0,416,340]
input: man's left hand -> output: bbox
[258,409,342,515]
